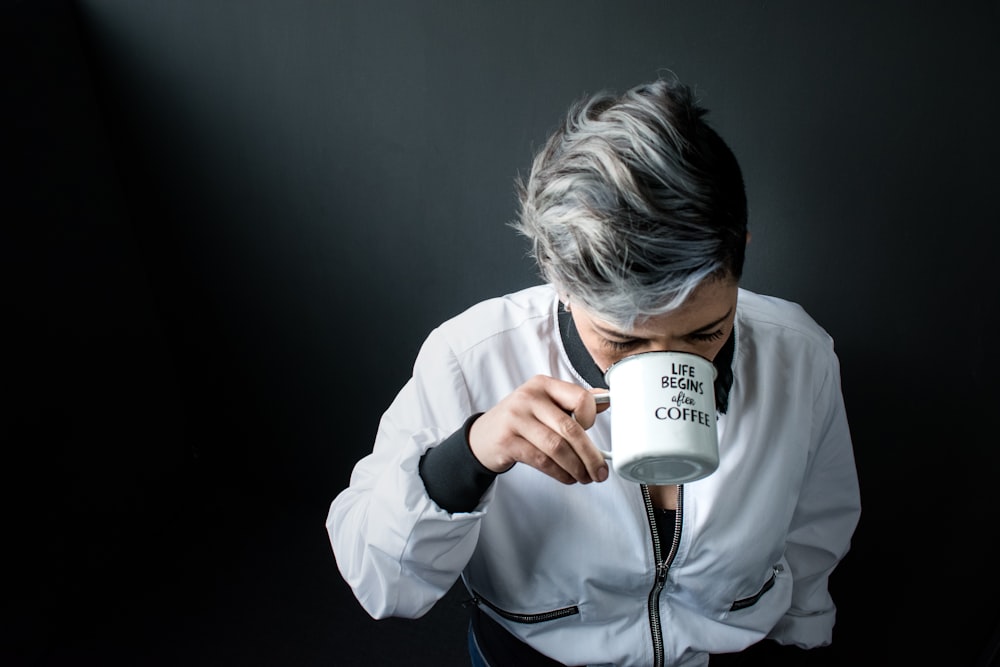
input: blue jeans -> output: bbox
[468,621,490,667]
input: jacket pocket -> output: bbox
[470,589,580,624]
[729,564,781,612]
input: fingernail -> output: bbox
[596,465,609,483]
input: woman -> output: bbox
[327,76,861,667]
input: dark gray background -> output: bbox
[6,0,999,665]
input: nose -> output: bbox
[644,341,700,356]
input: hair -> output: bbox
[512,76,748,329]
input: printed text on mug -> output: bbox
[661,364,704,394]
[654,405,713,426]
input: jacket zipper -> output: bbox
[642,484,683,667]
[729,565,781,611]
[467,589,580,624]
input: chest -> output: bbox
[647,484,678,510]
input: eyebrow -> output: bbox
[594,306,733,340]
[686,307,733,335]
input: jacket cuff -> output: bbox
[767,608,835,649]
[418,413,497,513]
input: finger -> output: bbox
[478,376,609,484]
[469,385,597,483]
[505,437,578,485]
[541,376,600,427]
[532,399,608,484]
[515,411,594,483]
[533,379,610,482]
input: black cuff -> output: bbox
[418,413,497,513]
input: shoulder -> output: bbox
[430,284,559,355]
[734,289,847,410]
[736,288,836,355]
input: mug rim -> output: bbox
[603,349,718,385]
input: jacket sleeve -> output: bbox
[768,345,862,648]
[325,326,495,620]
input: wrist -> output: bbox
[467,413,514,474]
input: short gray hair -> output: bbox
[512,77,747,329]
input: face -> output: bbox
[569,277,739,373]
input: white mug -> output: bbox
[595,350,719,485]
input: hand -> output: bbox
[468,375,611,484]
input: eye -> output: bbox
[602,338,640,352]
[688,329,726,343]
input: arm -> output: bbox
[326,328,490,620]
[327,300,611,620]
[768,347,862,648]
[326,323,608,620]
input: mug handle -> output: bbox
[592,392,613,459]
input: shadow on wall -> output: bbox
[7,0,1000,665]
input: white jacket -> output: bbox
[327,285,861,667]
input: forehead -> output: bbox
[598,279,738,336]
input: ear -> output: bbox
[745,231,752,245]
